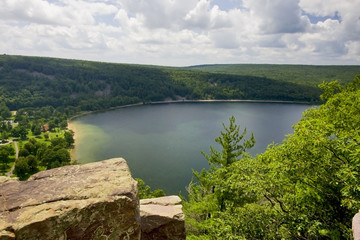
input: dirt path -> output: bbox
[5,141,19,177]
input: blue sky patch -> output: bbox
[303,11,341,24]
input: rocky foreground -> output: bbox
[0,158,185,240]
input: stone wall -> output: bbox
[0,158,185,240]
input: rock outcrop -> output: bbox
[0,158,140,239]
[0,158,185,240]
[140,196,185,240]
[353,211,360,240]
[0,176,18,184]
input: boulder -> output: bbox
[140,196,185,240]
[353,211,360,240]
[0,158,140,240]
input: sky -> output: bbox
[0,0,360,66]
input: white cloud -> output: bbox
[210,29,238,49]
[345,41,360,62]
[0,0,359,66]
[119,0,196,29]
[184,1,232,29]
[299,0,355,17]
[0,0,117,26]
[184,0,212,29]
[243,0,309,34]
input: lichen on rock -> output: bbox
[0,158,140,240]
[140,196,185,240]
[0,158,185,240]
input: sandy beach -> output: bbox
[67,120,79,163]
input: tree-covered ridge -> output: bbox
[0,55,323,112]
[165,69,320,102]
[188,64,360,87]
[0,55,177,110]
[184,75,360,239]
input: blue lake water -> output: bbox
[70,102,312,195]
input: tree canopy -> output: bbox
[0,55,327,114]
[184,75,360,239]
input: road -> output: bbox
[5,141,19,177]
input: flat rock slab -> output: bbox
[140,196,185,240]
[0,177,18,184]
[0,158,140,240]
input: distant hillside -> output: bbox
[0,55,333,112]
[187,64,360,87]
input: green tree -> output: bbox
[31,122,42,136]
[0,148,10,173]
[136,178,166,199]
[64,130,75,147]
[24,139,36,155]
[59,120,68,129]
[13,153,39,180]
[50,137,67,149]
[44,132,50,141]
[0,102,11,119]
[184,75,360,239]
[0,131,10,141]
[0,145,14,173]
[202,115,255,168]
[184,116,255,238]
[41,147,70,169]
[14,157,30,180]
[18,148,30,158]
[26,155,38,174]
[11,125,28,140]
[48,120,56,131]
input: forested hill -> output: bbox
[0,55,352,112]
[187,64,360,87]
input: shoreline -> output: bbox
[67,121,78,163]
[68,99,312,122]
[67,102,143,163]
[68,102,144,122]
[148,99,313,105]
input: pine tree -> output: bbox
[184,116,255,238]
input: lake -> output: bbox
[70,102,312,195]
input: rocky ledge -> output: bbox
[0,158,185,240]
[140,196,185,240]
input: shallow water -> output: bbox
[70,102,312,195]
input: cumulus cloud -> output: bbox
[184,0,212,29]
[184,1,232,29]
[243,0,309,34]
[119,0,196,29]
[0,0,359,65]
[299,0,352,18]
[210,29,238,49]
[0,0,117,26]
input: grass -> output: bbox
[21,128,66,146]
[2,128,70,177]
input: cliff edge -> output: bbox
[0,158,185,240]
